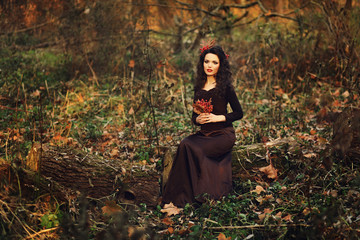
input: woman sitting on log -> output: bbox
[162,42,243,207]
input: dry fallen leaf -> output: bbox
[166,135,173,142]
[160,202,183,216]
[128,107,134,115]
[342,90,349,98]
[178,228,189,236]
[258,208,273,221]
[110,148,119,157]
[283,214,293,222]
[302,207,311,216]
[269,57,279,64]
[217,232,231,240]
[76,93,84,103]
[303,153,317,158]
[188,221,195,228]
[310,129,317,135]
[162,217,174,226]
[256,194,273,204]
[117,104,124,114]
[167,227,174,234]
[258,213,266,221]
[332,100,342,107]
[259,163,278,179]
[256,196,265,204]
[264,208,272,214]
[31,90,40,97]
[333,88,341,97]
[251,185,265,194]
[102,201,122,215]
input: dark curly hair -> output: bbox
[194,45,233,96]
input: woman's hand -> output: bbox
[196,113,226,124]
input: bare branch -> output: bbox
[174,0,222,18]
[232,11,249,25]
[226,2,258,9]
[121,1,200,12]
[263,13,298,22]
[257,0,268,13]
[0,18,58,35]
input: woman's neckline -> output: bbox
[200,87,216,92]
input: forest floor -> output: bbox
[1,70,360,239]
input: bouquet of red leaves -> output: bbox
[193,98,213,114]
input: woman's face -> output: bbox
[203,53,220,77]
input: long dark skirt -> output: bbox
[162,127,236,207]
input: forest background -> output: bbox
[0,0,359,239]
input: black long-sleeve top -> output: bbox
[191,85,243,132]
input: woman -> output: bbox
[162,44,243,208]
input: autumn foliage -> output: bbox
[0,0,359,239]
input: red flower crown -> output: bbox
[199,39,229,59]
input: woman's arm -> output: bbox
[191,91,202,125]
[193,87,243,124]
[224,86,243,124]
[192,111,201,125]
[196,112,225,124]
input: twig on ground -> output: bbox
[0,200,36,236]
[25,227,59,240]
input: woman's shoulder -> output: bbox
[224,84,236,97]
[226,83,235,91]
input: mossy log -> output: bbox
[25,143,160,207]
[23,136,302,207]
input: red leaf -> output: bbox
[269,57,279,64]
[162,217,174,226]
[128,60,135,68]
[283,214,293,222]
[218,232,231,240]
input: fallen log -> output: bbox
[23,137,301,207]
[25,143,160,207]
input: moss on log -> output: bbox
[25,143,160,206]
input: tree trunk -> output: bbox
[330,108,360,161]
